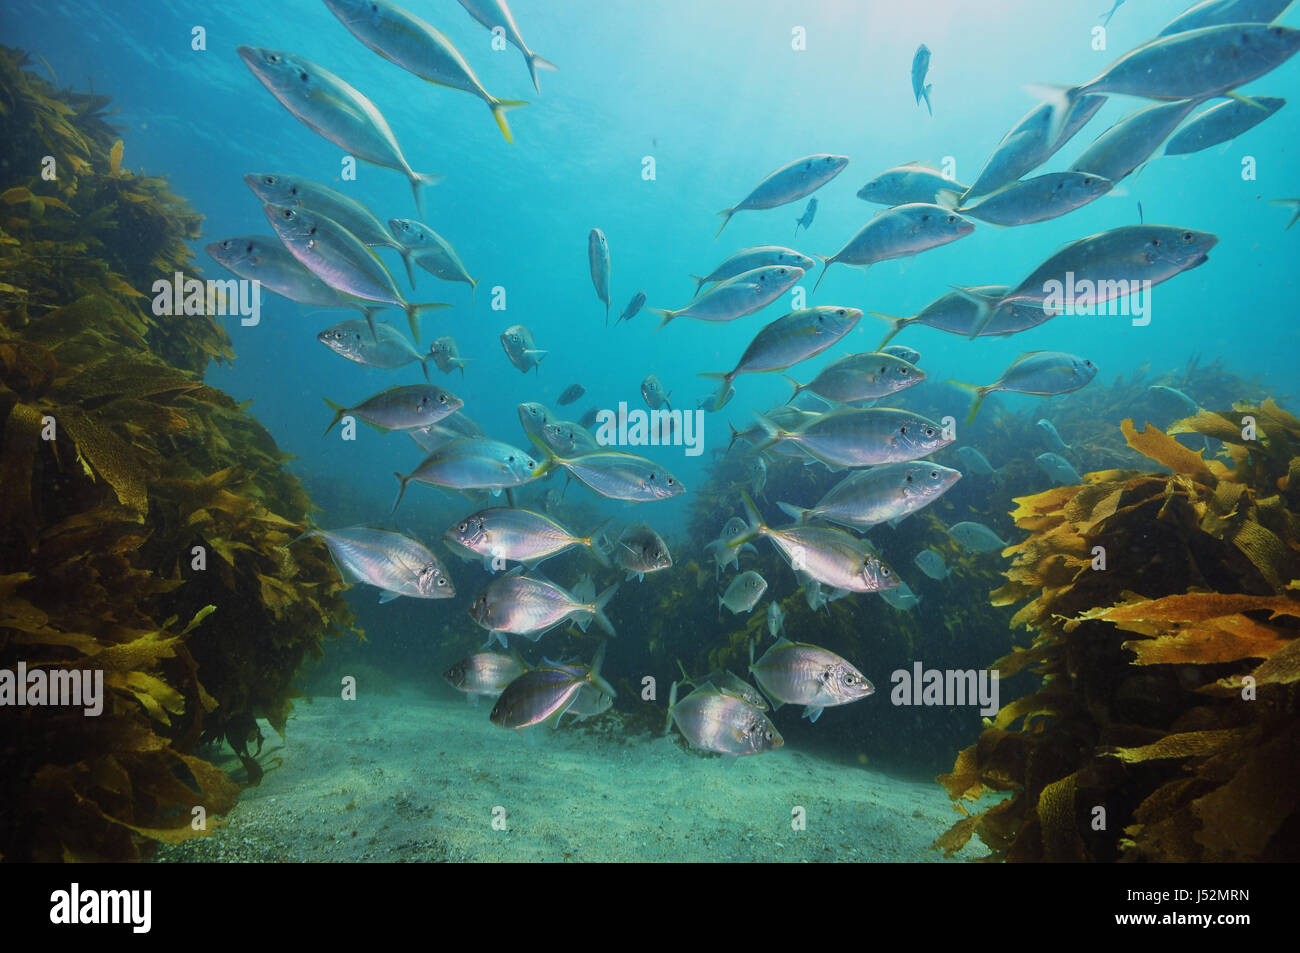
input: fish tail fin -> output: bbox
[665,680,678,735]
[783,373,805,402]
[726,421,744,451]
[948,284,998,339]
[390,472,411,514]
[1025,82,1082,147]
[690,274,707,297]
[649,307,675,333]
[469,276,479,310]
[362,306,383,341]
[777,501,811,523]
[586,640,616,697]
[489,98,528,144]
[811,255,831,294]
[1272,199,1300,230]
[870,311,909,347]
[586,584,619,637]
[933,188,961,211]
[405,301,452,344]
[923,83,933,117]
[419,355,431,381]
[948,379,990,424]
[411,171,445,219]
[714,207,734,239]
[582,517,615,567]
[322,398,347,437]
[399,245,416,290]
[751,412,788,456]
[738,490,767,545]
[525,51,557,95]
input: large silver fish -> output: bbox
[392,437,541,510]
[754,407,954,469]
[640,374,672,411]
[675,661,768,712]
[490,644,615,730]
[264,203,449,342]
[289,525,454,601]
[324,383,461,435]
[245,173,414,287]
[617,523,673,580]
[408,411,484,453]
[1037,452,1083,486]
[471,571,618,643]
[443,507,610,569]
[948,521,1009,553]
[750,637,874,723]
[388,218,478,299]
[444,652,525,703]
[875,286,1050,347]
[322,0,527,143]
[429,336,470,377]
[954,351,1098,422]
[456,0,557,93]
[589,228,611,324]
[735,493,899,595]
[665,681,783,756]
[237,46,442,214]
[208,235,372,316]
[778,462,961,530]
[700,306,861,390]
[691,246,817,297]
[956,172,1113,226]
[717,154,849,237]
[786,350,923,403]
[814,204,974,292]
[1069,100,1204,184]
[1157,0,1293,38]
[652,265,803,331]
[545,450,685,503]
[501,324,547,374]
[1164,96,1287,155]
[704,516,758,577]
[317,317,435,377]
[720,570,767,614]
[963,96,1107,203]
[1036,24,1300,142]
[857,163,966,207]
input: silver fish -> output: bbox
[705,516,758,577]
[875,286,1050,347]
[1158,0,1293,38]
[717,154,849,237]
[720,570,768,614]
[408,411,484,453]
[750,637,874,723]
[264,203,449,341]
[589,228,611,324]
[778,462,961,530]
[1069,100,1204,184]
[616,290,646,325]
[490,645,615,729]
[880,577,921,611]
[324,384,461,435]
[1148,384,1200,415]
[956,446,998,478]
[443,507,610,569]
[640,374,672,411]
[913,548,948,581]
[691,246,817,297]
[455,0,557,93]
[245,173,414,286]
[392,437,541,510]
[881,345,921,365]
[317,317,434,377]
[814,203,974,292]
[912,44,933,116]
[547,450,684,503]
[737,493,899,594]
[787,350,923,403]
[501,324,547,374]
[665,681,783,756]
[539,420,599,457]
[444,652,524,701]
[429,336,470,377]
[517,401,556,439]
[701,306,862,390]
[956,351,1098,423]
[766,601,786,638]
[617,523,673,580]
[471,571,618,643]
[237,46,442,214]
[755,407,954,469]
[1037,452,1083,485]
[749,456,767,498]
[675,661,769,712]
[558,384,585,406]
[1164,96,1286,155]
[208,235,372,316]
[858,163,967,207]
[1036,24,1300,143]
[1037,418,1072,455]
[963,96,1107,203]
[947,521,1009,553]
[698,380,736,413]
[323,0,527,143]
[388,218,478,298]
[652,265,803,331]
[794,197,818,237]
[958,172,1113,226]
[290,525,453,601]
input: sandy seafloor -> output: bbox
[157,687,985,863]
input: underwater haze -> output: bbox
[2,0,1299,864]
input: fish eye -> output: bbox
[924,427,936,437]
[837,309,845,316]
[765,730,774,740]
[298,71,309,83]
[457,522,468,532]
[930,470,939,479]
[881,566,891,576]
[899,366,909,375]
[438,394,447,403]
[1151,238,1161,247]
[905,473,913,482]
[921,213,931,221]
[946,215,957,223]
[845,674,857,685]
[267,54,280,63]
[1182,232,1193,242]
[437,577,447,587]
[262,175,274,184]
[667,477,675,485]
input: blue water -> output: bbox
[5,1,1298,772]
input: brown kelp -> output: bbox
[936,401,1300,861]
[0,47,357,861]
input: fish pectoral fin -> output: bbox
[802,706,824,723]
[378,590,401,604]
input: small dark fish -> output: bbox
[912,44,933,117]
[558,384,585,406]
[794,197,817,238]
[1100,0,1124,28]
[578,406,600,429]
[617,290,647,325]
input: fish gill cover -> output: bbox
[0,48,358,861]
